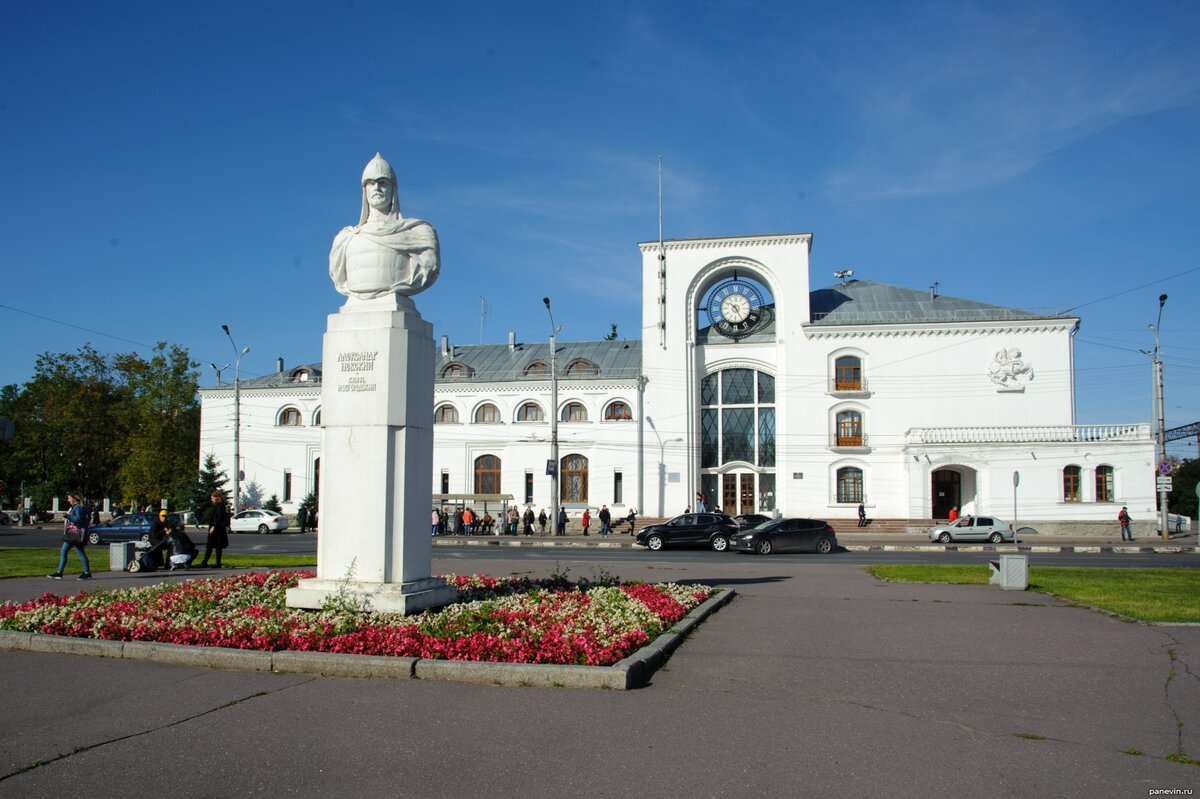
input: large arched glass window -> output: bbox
[474,455,501,494]
[1095,465,1114,502]
[561,402,587,422]
[837,467,864,503]
[836,410,863,447]
[434,405,459,424]
[516,402,544,422]
[700,369,775,468]
[561,454,589,503]
[604,401,632,421]
[278,407,302,427]
[474,403,501,424]
[1063,465,1082,502]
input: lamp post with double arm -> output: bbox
[543,298,562,533]
[221,325,249,515]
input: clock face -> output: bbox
[706,279,766,340]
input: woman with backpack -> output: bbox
[49,493,91,580]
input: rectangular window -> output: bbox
[283,470,292,502]
[440,472,449,494]
[1095,466,1114,502]
[524,472,534,505]
[1063,466,1081,502]
[613,471,623,505]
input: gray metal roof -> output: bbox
[808,280,1064,325]
[233,363,323,389]
[438,339,642,383]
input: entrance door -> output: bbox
[721,473,758,515]
[931,470,960,519]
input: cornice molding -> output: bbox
[804,321,1074,340]
[638,233,812,253]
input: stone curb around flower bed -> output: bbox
[0,589,736,690]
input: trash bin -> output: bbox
[109,541,137,572]
[987,554,1027,591]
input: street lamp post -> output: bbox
[543,298,561,534]
[645,417,681,518]
[1150,294,1169,541]
[209,362,229,387]
[221,325,250,515]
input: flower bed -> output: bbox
[0,571,715,666]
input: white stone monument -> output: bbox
[286,153,457,614]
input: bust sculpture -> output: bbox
[329,153,440,300]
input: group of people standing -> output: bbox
[429,505,638,537]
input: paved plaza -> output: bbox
[0,558,1197,798]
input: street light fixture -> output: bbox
[209,362,230,387]
[543,298,562,533]
[1150,294,1168,541]
[221,324,250,514]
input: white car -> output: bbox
[231,509,289,534]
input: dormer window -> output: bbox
[441,363,474,380]
[566,359,599,377]
[523,361,549,377]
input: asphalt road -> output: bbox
[1,555,1196,798]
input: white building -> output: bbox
[198,232,1156,532]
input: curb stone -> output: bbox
[0,589,736,690]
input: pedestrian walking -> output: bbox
[1118,506,1133,541]
[49,493,91,580]
[538,509,548,535]
[695,492,706,513]
[556,507,568,535]
[523,507,535,536]
[626,508,637,535]
[857,503,867,527]
[198,491,230,568]
[581,508,591,536]
[431,508,439,536]
[599,505,612,537]
[298,506,309,534]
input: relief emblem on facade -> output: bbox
[988,347,1033,392]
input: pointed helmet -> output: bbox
[358,152,402,222]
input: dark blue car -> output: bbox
[85,513,183,545]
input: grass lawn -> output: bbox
[0,547,316,579]
[865,564,1200,624]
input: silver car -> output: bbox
[928,516,1013,544]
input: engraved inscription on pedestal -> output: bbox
[336,350,379,393]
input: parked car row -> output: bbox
[633,512,839,556]
[85,509,290,544]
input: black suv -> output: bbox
[635,513,740,552]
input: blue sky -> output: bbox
[2,1,1198,457]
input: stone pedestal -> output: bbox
[286,294,456,614]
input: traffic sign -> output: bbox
[1156,476,1173,492]
[1158,461,1172,475]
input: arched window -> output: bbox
[474,403,501,424]
[441,363,473,380]
[561,454,589,503]
[474,455,501,494]
[1095,465,1114,502]
[516,402,544,422]
[434,405,459,424]
[291,368,311,382]
[313,408,322,426]
[565,359,598,377]
[835,410,863,447]
[561,402,587,422]
[278,407,302,427]
[1063,465,1082,502]
[604,401,632,421]
[523,361,549,377]
[834,356,863,391]
[836,467,863,503]
[700,369,776,469]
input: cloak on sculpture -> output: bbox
[328,153,440,300]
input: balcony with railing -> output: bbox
[830,432,870,451]
[905,423,1150,446]
[828,376,870,397]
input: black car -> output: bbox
[635,513,740,552]
[730,517,838,555]
[734,513,771,530]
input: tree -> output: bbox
[604,323,618,341]
[299,490,318,512]
[241,480,264,509]
[115,343,200,509]
[1168,458,1198,522]
[191,453,229,525]
[263,494,282,513]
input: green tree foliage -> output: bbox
[1168,458,1198,521]
[190,453,229,525]
[604,323,618,341]
[241,480,264,510]
[299,490,318,512]
[0,343,200,511]
[263,494,282,513]
[115,343,201,509]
